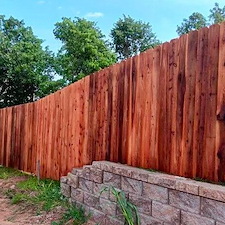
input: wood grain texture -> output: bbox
[0,22,225,181]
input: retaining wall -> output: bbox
[60,161,225,225]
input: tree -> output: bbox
[37,74,66,98]
[176,12,207,35]
[53,17,116,83]
[0,15,58,108]
[209,2,225,24]
[110,15,161,60]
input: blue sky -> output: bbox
[0,0,224,53]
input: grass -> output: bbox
[146,168,160,173]
[0,166,24,179]
[52,206,88,225]
[19,177,62,210]
[15,177,63,211]
[1,165,88,225]
[4,176,62,211]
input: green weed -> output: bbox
[101,186,140,225]
[16,176,63,211]
[1,166,88,225]
[52,205,88,225]
[11,193,28,204]
[0,166,24,179]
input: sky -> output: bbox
[0,0,224,53]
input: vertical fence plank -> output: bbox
[81,76,91,165]
[177,34,187,176]
[180,30,198,178]
[122,58,132,164]
[110,64,120,162]
[5,107,12,167]
[193,27,208,179]
[204,24,220,181]
[95,71,103,161]
[216,22,225,182]
[150,46,161,170]
[158,42,169,172]
[139,50,151,168]
[130,55,140,167]
[0,109,6,165]
[77,80,84,167]
[169,39,180,175]
[53,91,61,179]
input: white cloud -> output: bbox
[85,12,104,18]
[58,6,62,10]
[37,1,45,4]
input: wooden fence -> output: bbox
[1,23,225,182]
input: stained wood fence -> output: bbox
[1,23,225,181]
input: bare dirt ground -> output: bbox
[0,176,64,225]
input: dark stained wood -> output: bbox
[169,38,179,175]
[177,34,187,176]
[180,30,198,178]
[151,47,161,170]
[217,22,225,182]
[139,50,151,168]
[195,27,209,179]
[204,24,220,181]
[1,22,225,181]
[130,54,140,167]
[158,42,169,173]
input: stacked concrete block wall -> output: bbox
[60,161,225,225]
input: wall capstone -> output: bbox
[60,161,225,224]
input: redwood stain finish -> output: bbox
[1,23,225,181]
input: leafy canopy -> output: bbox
[177,2,225,36]
[54,17,116,83]
[176,12,207,36]
[0,15,58,108]
[110,15,161,60]
[209,2,225,24]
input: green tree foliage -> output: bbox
[177,2,225,36]
[37,74,66,98]
[110,15,161,60]
[0,15,59,108]
[209,2,225,24]
[176,12,207,35]
[53,17,116,83]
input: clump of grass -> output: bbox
[4,189,28,204]
[17,177,62,211]
[52,205,88,225]
[1,166,88,225]
[146,168,159,172]
[0,166,24,179]
[11,193,28,204]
